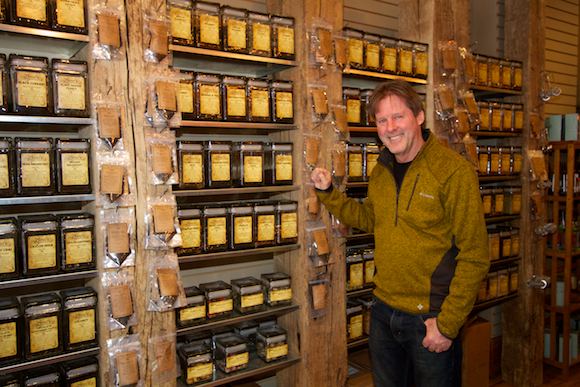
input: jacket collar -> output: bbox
[377,128,432,169]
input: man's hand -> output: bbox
[422,317,453,353]
[311,168,332,190]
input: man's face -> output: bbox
[375,95,425,163]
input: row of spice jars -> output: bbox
[0,55,89,117]
[338,143,382,183]
[0,137,91,197]
[0,357,99,387]
[179,73,293,123]
[476,266,519,303]
[0,0,87,34]
[0,287,98,365]
[177,201,297,256]
[470,53,523,90]
[176,274,291,327]
[0,213,95,281]
[487,227,521,261]
[168,1,295,60]
[346,297,369,342]
[176,141,293,190]
[477,146,523,176]
[545,221,580,253]
[346,247,375,291]
[473,102,524,132]
[342,88,375,126]
[481,186,522,218]
[343,28,428,79]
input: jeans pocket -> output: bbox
[371,295,378,306]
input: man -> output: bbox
[311,80,489,387]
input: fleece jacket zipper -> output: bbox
[391,170,420,227]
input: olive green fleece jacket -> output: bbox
[318,130,490,339]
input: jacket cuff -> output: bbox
[316,185,334,194]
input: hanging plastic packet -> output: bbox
[93,100,125,152]
[309,278,329,318]
[310,18,334,65]
[439,40,458,78]
[459,47,476,84]
[331,142,347,187]
[96,151,135,208]
[145,70,181,129]
[333,34,349,70]
[434,83,456,119]
[107,334,144,387]
[309,84,329,122]
[330,104,350,142]
[306,221,331,267]
[145,193,183,249]
[331,214,350,237]
[458,89,480,125]
[92,4,125,61]
[101,208,136,269]
[148,252,186,312]
[143,14,172,64]
[146,129,178,185]
[452,107,470,135]
[529,150,548,183]
[101,268,138,331]
[303,133,322,172]
[462,135,479,170]
[305,182,322,222]
[148,333,179,385]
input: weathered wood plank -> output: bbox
[344,0,398,15]
[545,50,578,66]
[546,60,578,75]
[343,8,398,33]
[545,104,578,115]
[546,28,578,44]
[549,0,580,14]
[546,6,579,24]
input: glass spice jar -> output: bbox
[0,1,5,24]
[204,141,232,188]
[489,103,501,132]
[413,43,428,79]
[381,36,397,74]
[511,228,520,257]
[345,28,364,70]
[500,230,512,259]
[343,87,361,126]
[488,57,501,88]
[179,342,214,385]
[233,320,258,350]
[346,249,364,291]
[215,334,248,373]
[179,71,196,121]
[0,55,8,114]
[488,146,499,175]
[499,147,511,176]
[52,59,89,117]
[0,138,15,196]
[477,146,489,175]
[488,230,500,261]
[15,138,55,196]
[0,296,22,365]
[59,213,95,272]
[229,204,254,250]
[509,266,519,293]
[55,138,91,194]
[9,55,52,116]
[221,6,247,53]
[248,79,270,122]
[248,11,271,57]
[363,143,380,181]
[481,188,492,218]
[276,201,297,245]
[59,357,99,387]
[513,104,524,133]
[222,76,248,122]
[194,1,221,50]
[176,286,206,328]
[200,280,233,319]
[492,188,504,216]
[397,40,414,76]
[11,0,49,28]
[196,73,222,120]
[23,365,60,387]
[168,0,194,46]
[504,187,522,215]
[203,206,228,253]
[254,202,276,248]
[501,103,512,132]
[177,141,205,190]
[232,276,264,314]
[210,326,234,349]
[61,287,97,351]
[232,142,264,187]
[363,33,381,71]
[264,142,292,186]
[363,248,375,287]
[261,272,291,307]
[512,61,523,90]
[497,269,509,297]
[256,325,287,363]
[357,295,372,335]
[270,80,293,123]
[20,215,59,277]
[22,292,62,360]
[0,218,19,281]
[476,101,490,131]
[500,59,511,89]
[475,54,488,86]
[346,299,363,341]
[271,15,294,60]
[182,330,212,347]
[347,143,363,182]
[360,89,375,126]
[177,207,203,256]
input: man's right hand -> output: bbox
[311,168,332,190]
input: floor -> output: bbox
[489,364,580,387]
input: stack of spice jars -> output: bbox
[473,53,523,90]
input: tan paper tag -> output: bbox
[349,153,362,177]
[200,85,220,116]
[416,53,428,76]
[180,219,201,248]
[210,154,230,181]
[108,223,130,254]
[110,284,133,318]
[227,88,246,117]
[347,100,360,124]
[305,138,319,165]
[383,47,397,72]
[30,316,58,353]
[312,229,329,255]
[532,157,547,179]
[207,217,226,246]
[28,234,56,269]
[153,205,175,233]
[158,267,179,297]
[311,89,328,115]
[465,97,479,115]
[334,39,347,65]
[154,340,174,373]
[100,164,124,195]
[281,213,297,239]
[200,14,219,45]
[439,90,454,110]
[183,154,203,183]
[312,283,327,309]
[98,13,121,47]
[317,28,332,56]
[442,49,456,70]
[65,231,92,264]
[333,108,348,133]
[157,81,176,111]
[257,214,275,242]
[62,153,89,186]
[0,238,15,274]
[275,155,292,181]
[349,39,363,64]
[0,322,17,358]
[234,216,252,244]
[333,153,346,176]
[244,155,263,183]
[152,144,173,174]
[366,44,379,68]
[150,22,168,55]
[251,90,269,118]
[98,106,121,139]
[309,188,320,214]
[116,351,139,386]
[21,153,50,187]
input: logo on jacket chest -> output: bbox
[419,192,435,200]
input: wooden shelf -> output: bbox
[0,194,95,206]
[347,336,369,350]
[178,120,298,134]
[178,244,301,265]
[469,85,522,98]
[349,126,377,133]
[0,115,93,131]
[347,287,374,298]
[490,256,521,268]
[343,69,427,84]
[173,185,300,199]
[468,131,521,137]
[479,175,520,182]
[471,293,518,312]
[0,24,88,59]
[0,270,98,290]
[0,346,99,374]
[485,215,520,224]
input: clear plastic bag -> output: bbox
[331,214,351,237]
[333,34,349,70]
[92,5,126,61]
[309,18,334,65]
[143,14,172,64]
[458,89,480,126]
[305,182,322,222]
[148,333,179,384]
[147,252,186,312]
[101,268,138,331]
[330,104,350,142]
[145,70,182,129]
[306,221,331,267]
[459,47,476,84]
[146,129,178,185]
[331,142,347,187]
[100,208,136,269]
[96,151,135,208]
[93,100,126,152]
[434,83,456,119]
[107,334,144,387]
[145,194,183,249]
[303,133,322,172]
[439,40,458,78]
[309,84,329,122]
[309,278,329,318]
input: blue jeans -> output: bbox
[369,296,462,387]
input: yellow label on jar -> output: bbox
[0,322,17,358]
[278,26,294,54]
[399,50,412,74]
[182,154,203,184]
[187,363,213,380]
[350,262,363,288]
[501,155,511,174]
[365,260,375,283]
[491,66,500,85]
[57,75,85,111]
[241,293,263,308]
[416,52,428,76]
[367,154,379,177]
[276,92,293,119]
[17,0,46,21]
[234,216,253,244]
[0,79,3,105]
[0,154,9,189]
[180,305,205,321]
[480,108,489,128]
[495,194,504,213]
[210,154,230,181]
[349,153,362,177]
[271,288,292,302]
[383,47,396,72]
[170,7,192,40]
[502,239,511,258]
[28,234,56,269]
[17,71,47,108]
[510,273,519,292]
[512,236,519,256]
[207,217,226,246]
[200,14,219,45]
[200,85,220,116]
[178,83,194,113]
[488,278,498,298]
[347,99,360,124]
[491,238,500,260]
[513,194,522,213]
[62,153,89,186]
[21,153,50,187]
[0,238,15,274]
[366,44,379,68]
[267,344,288,360]
[257,214,275,242]
[244,155,262,183]
[490,154,499,173]
[65,231,92,264]
[252,23,270,51]
[251,89,269,118]
[71,377,96,387]
[227,88,246,117]
[275,155,292,181]
[482,195,492,215]
[281,213,297,239]
[209,299,232,314]
[502,67,511,87]
[30,316,59,353]
[227,19,246,48]
[499,276,509,296]
[491,110,501,128]
[478,154,488,173]
[69,309,95,344]
[503,109,512,130]
[226,352,248,368]
[181,219,201,248]
[515,111,524,130]
[514,69,522,87]
[349,39,363,64]
[478,63,488,84]
[349,314,363,339]
[56,0,84,27]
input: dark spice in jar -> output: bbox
[346,249,364,291]
[0,218,19,281]
[232,276,264,314]
[271,15,294,60]
[52,59,89,117]
[0,54,8,114]
[199,280,233,319]
[276,201,297,245]
[346,299,363,341]
[0,138,15,197]
[20,215,60,277]
[363,143,380,181]
[475,54,488,86]
[233,320,258,350]
[178,71,196,121]
[363,248,375,286]
[343,87,361,126]
[261,272,292,307]
[222,76,248,121]
[248,11,271,57]
[229,204,254,250]
[256,325,287,362]
[55,138,91,194]
[364,33,381,71]
[61,287,98,351]
[22,292,63,360]
[264,142,293,185]
[215,334,249,373]
[347,144,363,182]
[397,40,413,76]
[177,141,204,190]
[59,213,95,272]
[0,297,22,365]
[9,55,52,116]
[254,202,276,247]
[15,138,55,196]
[270,80,293,123]
[232,142,264,187]
[178,342,213,385]
[177,207,203,256]
[59,356,99,387]
[194,1,221,50]
[204,141,232,188]
[345,28,364,70]
[168,0,194,46]
[196,73,222,120]
[248,79,270,122]
[413,43,428,79]
[221,6,247,53]
[176,286,206,327]
[203,206,228,252]
[381,36,397,74]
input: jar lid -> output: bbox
[22,292,61,309]
[220,5,247,17]
[15,138,52,149]
[215,333,248,353]
[256,325,287,344]
[9,54,48,68]
[0,296,19,310]
[55,138,90,150]
[204,141,231,151]
[277,201,297,212]
[25,366,60,387]
[347,299,363,314]
[231,276,262,294]
[195,1,220,12]
[20,214,58,230]
[184,285,204,298]
[271,81,293,89]
[61,287,97,302]
[271,15,294,25]
[51,59,87,73]
[248,11,270,22]
[397,40,413,48]
[179,342,212,357]
[234,142,264,151]
[344,28,363,38]
[178,208,202,217]
[254,203,276,213]
[228,205,253,215]
[222,76,247,86]
[199,280,231,293]
[168,0,192,8]
[261,272,290,284]
[363,33,380,41]
[203,206,227,216]
[264,142,293,151]
[233,320,258,331]
[178,141,203,151]
[196,73,221,83]
[59,213,94,229]
[248,79,269,88]
[343,88,360,96]
[0,217,17,234]
[60,357,99,379]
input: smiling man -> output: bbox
[311,79,489,387]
